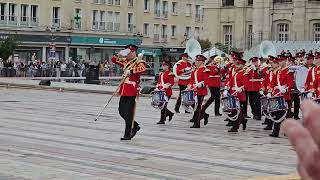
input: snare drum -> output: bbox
[260,96,269,112]
[181,90,196,106]
[222,95,239,112]
[151,90,167,110]
[300,91,314,101]
[267,96,287,113]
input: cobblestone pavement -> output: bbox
[0,88,297,180]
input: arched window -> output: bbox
[313,23,320,42]
[277,23,289,41]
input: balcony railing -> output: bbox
[162,11,168,18]
[52,18,61,28]
[195,14,201,22]
[154,9,160,17]
[128,23,133,32]
[107,22,113,31]
[30,17,39,26]
[0,15,7,25]
[161,35,167,42]
[114,23,120,32]
[99,21,106,30]
[8,16,17,25]
[20,16,29,26]
[92,21,99,30]
[153,34,160,42]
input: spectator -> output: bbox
[60,61,67,77]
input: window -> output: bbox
[162,1,168,18]
[248,0,253,5]
[108,0,113,5]
[52,7,61,27]
[278,23,289,41]
[186,26,191,38]
[273,0,292,3]
[9,3,17,25]
[313,23,320,42]
[162,25,167,42]
[154,24,160,42]
[0,3,6,22]
[30,5,38,26]
[93,0,99,3]
[186,4,191,16]
[154,0,160,17]
[143,23,149,36]
[171,25,176,37]
[223,25,233,49]
[20,4,29,24]
[128,13,133,32]
[92,10,99,29]
[128,0,133,7]
[144,0,150,11]
[74,8,81,29]
[248,25,253,49]
[107,11,113,31]
[100,11,106,30]
[115,0,121,5]
[194,27,200,39]
[172,2,178,14]
[222,0,234,6]
[114,12,120,31]
[195,5,201,22]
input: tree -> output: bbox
[0,35,17,62]
[214,42,242,54]
[198,39,212,51]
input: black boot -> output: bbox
[264,125,272,130]
[130,126,141,139]
[156,121,165,124]
[190,124,200,128]
[269,133,279,137]
[120,136,132,140]
[228,127,238,132]
[242,119,247,131]
[204,113,209,126]
[215,113,222,116]
[226,120,233,126]
[174,108,180,113]
[168,113,174,122]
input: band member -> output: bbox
[174,53,193,113]
[304,54,316,91]
[311,52,320,96]
[268,56,294,137]
[262,57,279,130]
[202,55,223,116]
[111,44,146,140]
[288,56,301,119]
[245,57,263,120]
[188,55,210,128]
[156,60,175,124]
[224,58,247,132]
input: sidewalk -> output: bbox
[0,78,180,97]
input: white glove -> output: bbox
[259,90,264,96]
[223,90,228,97]
[196,81,204,88]
[124,69,131,76]
[235,87,242,93]
[307,92,313,98]
[251,64,257,71]
[279,86,286,94]
[163,83,170,89]
[155,87,159,91]
[118,49,131,57]
[267,93,272,98]
[301,88,305,93]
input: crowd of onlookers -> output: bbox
[0,59,123,78]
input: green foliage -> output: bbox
[198,39,212,50]
[214,42,242,54]
[0,35,18,62]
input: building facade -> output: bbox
[0,0,205,74]
[203,0,320,51]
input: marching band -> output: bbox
[111,41,318,140]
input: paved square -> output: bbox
[0,88,297,180]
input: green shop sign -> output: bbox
[138,48,162,57]
[71,36,141,46]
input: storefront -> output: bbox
[162,47,185,64]
[137,48,162,75]
[0,33,71,64]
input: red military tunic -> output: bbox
[228,70,246,101]
[189,66,209,96]
[111,55,146,96]
[269,67,294,100]
[312,66,320,97]
[175,59,192,85]
[206,64,222,87]
[305,66,316,91]
[263,70,274,92]
[244,68,263,92]
[156,70,175,96]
